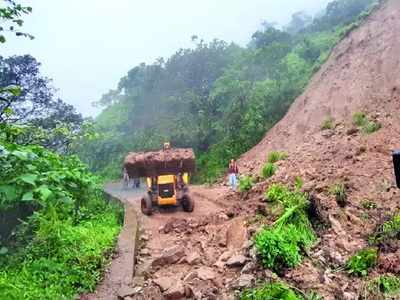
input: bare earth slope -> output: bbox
[239,0,400,174]
[231,0,400,298]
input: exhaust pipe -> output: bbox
[393,150,400,189]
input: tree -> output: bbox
[0,55,82,127]
[285,11,312,34]
[0,0,33,43]
[251,28,292,49]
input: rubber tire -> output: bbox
[141,194,153,216]
[182,194,194,212]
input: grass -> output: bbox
[261,163,277,179]
[361,275,400,299]
[256,185,316,271]
[352,112,381,134]
[267,151,288,164]
[0,205,122,299]
[241,282,302,300]
[329,183,347,207]
[369,214,400,246]
[361,199,377,210]
[321,117,334,130]
[346,248,378,277]
[239,175,254,193]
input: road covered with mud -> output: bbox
[87,182,253,300]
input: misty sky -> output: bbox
[2,0,331,117]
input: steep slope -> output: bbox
[233,0,400,298]
[239,0,400,173]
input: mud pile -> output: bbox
[230,0,400,298]
[124,148,195,177]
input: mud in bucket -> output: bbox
[393,150,400,188]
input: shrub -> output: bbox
[0,142,123,299]
[329,183,347,207]
[346,248,378,277]
[353,112,368,127]
[369,214,400,246]
[321,117,334,130]
[361,199,377,210]
[352,112,381,134]
[239,175,254,193]
[241,282,302,300]
[361,275,400,299]
[363,120,381,134]
[265,184,290,203]
[267,151,288,164]
[256,185,316,271]
[261,163,277,179]
[294,176,304,190]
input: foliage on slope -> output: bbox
[78,0,377,182]
[0,125,123,300]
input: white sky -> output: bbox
[1,0,331,117]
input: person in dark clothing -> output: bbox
[228,159,239,190]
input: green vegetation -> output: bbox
[321,117,334,130]
[241,282,323,300]
[346,248,378,277]
[361,275,400,299]
[241,282,302,300]
[76,0,378,183]
[369,214,400,246]
[239,175,254,193]
[267,151,288,164]
[361,199,377,210]
[0,127,123,299]
[261,162,277,179]
[256,185,316,271]
[294,176,304,190]
[352,112,381,134]
[329,182,347,207]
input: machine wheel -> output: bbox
[141,194,153,216]
[182,194,194,212]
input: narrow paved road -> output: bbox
[86,181,241,300]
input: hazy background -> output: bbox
[2,0,331,117]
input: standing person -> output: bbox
[133,177,140,189]
[122,167,129,189]
[228,159,239,190]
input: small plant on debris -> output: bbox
[256,185,316,271]
[352,112,381,134]
[329,183,347,207]
[321,117,334,130]
[361,199,377,210]
[241,281,323,300]
[369,214,400,246]
[267,151,288,164]
[294,176,304,191]
[361,274,400,299]
[239,175,254,193]
[261,162,277,179]
[241,282,302,300]
[346,248,378,277]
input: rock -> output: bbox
[153,277,175,292]
[164,281,185,300]
[183,271,198,282]
[141,234,149,241]
[218,251,233,262]
[322,129,335,138]
[152,245,185,267]
[197,266,217,281]
[241,261,257,274]
[346,127,358,136]
[140,248,150,256]
[226,255,248,268]
[226,218,247,249]
[235,274,255,289]
[185,252,201,265]
[118,286,140,299]
[343,292,357,300]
